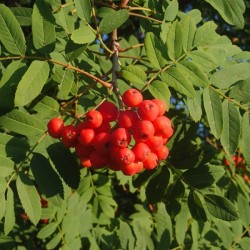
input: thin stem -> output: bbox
[118,43,144,52]
[0,55,112,88]
[210,85,250,113]
[111,29,124,110]
[129,12,162,24]
[230,225,250,249]
[91,0,113,55]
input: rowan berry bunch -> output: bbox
[47,89,174,176]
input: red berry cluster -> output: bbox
[47,89,174,176]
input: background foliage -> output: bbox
[0,0,249,249]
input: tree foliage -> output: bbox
[0,0,249,249]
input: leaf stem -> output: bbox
[129,12,162,24]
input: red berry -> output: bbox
[145,136,163,150]
[132,142,151,162]
[152,99,167,116]
[122,88,143,107]
[154,145,169,160]
[80,157,92,168]
[121,161,143,176]
[78,128,95,146]
[95,121,111,133]
[75,143,94,158]
[89,151,108,168]
[98,101,119,122]
[137,100,159,121]
[133,120,155,142]
[47,118,64,138]
[85,110,103,128]
[92,132,110,155]
[153,116,173,138]
[61,125,78,148]
[113,147,135,166]
[111,128,131,148]
[118,110,139,130]
[143,152,158,170]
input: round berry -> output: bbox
[133,120,155,142]
[92,132,110,155]
[111,128,131,148]
[118,110,139,130]
[113,147,135,166]
[143,152,158,170]
[61,125,78,148]
[79,157,92,168]
[132,142,151,162]
[95,121,111,133]
[137,100,159,121]
[47,118,64,138]
[85,110,103,128]
[78,128,95,146]
[89,151,108,168]
[122,88,143,107]
[153,116,173,138]
[154,145,169,161]
[152,99,167,116]
[145,136,163,151]
[75,143,94,158]
[121,161,143,176]
[98,101,119,122]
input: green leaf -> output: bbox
[54,6,74,34]
[215,220,234,249]
[237,194,250,228]
[0,133,29,162]
[121,65,147,86]
[0,109,46,136]
[0,60,27,109]
[99,9,129,34]
[161,67,196,98]
[188,191,207,221]
[177,61,209,87]
[47,142,80,190]
[148,80,171,110]
[30,153,64,198]
[11,7,32,26]
[32,1,56,54]
[32,95,60,119]
[74,0,91,22]
[16,172,42,225]
[15,61,50,107]
[0,156,15,177]
[204,194,239,221]
[37,222,58,239]
[235,237,250,250]
[4,187,15,235]
[71,26,96,44]
[164,0,178,21]
[221,100,240,155]
[166,21,183,60]
[203,87,223,139]
[146,167,170,203]
[241,112,250,164]
[118,221,135,250]
[145,32,168,70]
[0,4,26,55]
[183,164,225,188]
[229,78,250,104]
[46,232,61,249]
[211,63,250,89]
[180,16,196,52]
[154,202,172,250]
[189,50,217,72]
[65,39,88,62]
[175,203,189,244]
[205,0,245,29]
[194,21,219,46]
[186,90,202,122]
[54,68,74,100]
